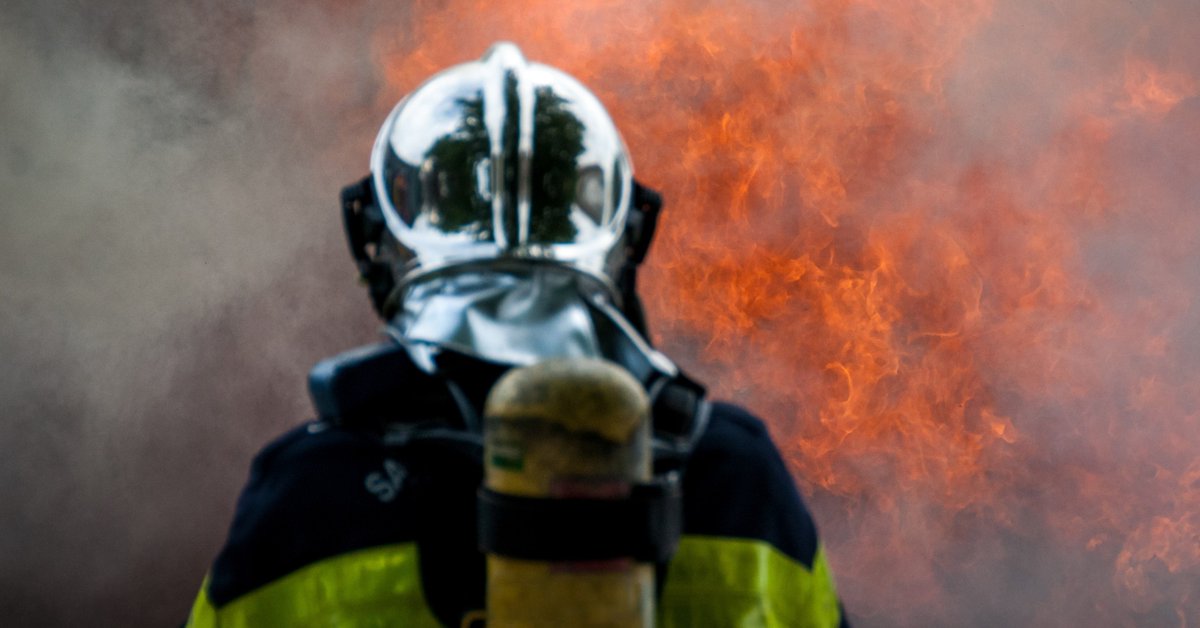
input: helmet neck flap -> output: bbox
[341,42,664,371]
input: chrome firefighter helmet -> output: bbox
[342,42,662,327]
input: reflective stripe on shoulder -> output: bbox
[185,543,441,628]
[659,536,842,628]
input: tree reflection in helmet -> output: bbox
[370,42,633,293]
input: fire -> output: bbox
[1119,58,1198,119]
[372,0,1200,624]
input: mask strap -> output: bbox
[341,175,396,317]
[617,180,663,337]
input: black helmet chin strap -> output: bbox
[618,181,663,339]
[627,181,663,266]
[341,176,395,317]
[339,175,665,325]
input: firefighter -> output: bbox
[186,42,848,627]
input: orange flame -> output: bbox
[372,0,1200,624]
[1119,58,1198,119]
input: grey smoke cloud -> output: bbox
[1,1,386,624]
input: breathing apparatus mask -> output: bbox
[340,42,669,375]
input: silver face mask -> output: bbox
[389,265,677,380]
[369,44,675,383]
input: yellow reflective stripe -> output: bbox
[186,576,217,627]
[185,543,442,628]
[659,536,842,628]
[187,537,841,627]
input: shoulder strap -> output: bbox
[648,369,711,463]
[308,342,455,428]
[309,342,711,454]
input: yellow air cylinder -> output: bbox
[481,357,654,628]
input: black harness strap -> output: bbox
[308,342,708,448]
[477,473,682,564]
[307,342,709,601]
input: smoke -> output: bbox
[0,1,385,624]
[931,4,1200,623]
